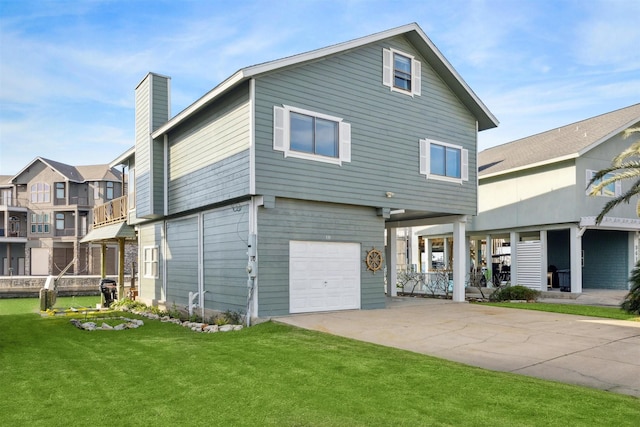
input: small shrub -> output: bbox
[489,285,540,302]
[621,261,640,315]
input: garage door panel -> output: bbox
[289,241,361,314]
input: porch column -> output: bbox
[411,230,419,272]
[385,227,397,296]
[118,238,125,300]
[100,242,106,278]
[443,238,450,270]
[452,217,466,302]
[540,230,548,290]
[509,231,519,285]
[569,226,583,293]
[485,235,492,285]
[628,231,638,282]
[425,238,432,271]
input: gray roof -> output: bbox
[150,22,498,139]
[11,157,122,183]
[479,103,640,178]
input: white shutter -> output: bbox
[419,139,429,176]
[273,106,286,152]
[382,49,392,88]
[339,122,351,163]
[412,59,421,96]
[461,149,469,181]
[585,170,594,195]
[615,180,622,197]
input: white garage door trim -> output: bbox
[289,241,361,314]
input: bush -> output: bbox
[621,261,640,315]
[489,285,540,302]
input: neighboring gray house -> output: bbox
[0,157,124,276]
[418,103,640,293]
[113,23,497,319]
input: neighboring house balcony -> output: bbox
[0,200,28,241]
[93,195,128,228]
[54,196,90,207]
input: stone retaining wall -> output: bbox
[0,276,133,298]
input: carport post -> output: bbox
[570,226,583,293]
[452,217,466,302]
[385,227,398,296]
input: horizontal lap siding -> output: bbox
[165,216,199,306]
[138,223,164,303]
[203,204,249,312]
[135,77,152,217]
[257,198,385,317]
[254,36,477,215]
[583,230,629,290]
[167,84,251,215]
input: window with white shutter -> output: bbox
[383,48,421,97]
[419,138,468,184]
[273,105,351,166]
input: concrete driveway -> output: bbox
[275,297,640,398]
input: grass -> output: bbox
[0,298,638,426]
[484,302,639,320]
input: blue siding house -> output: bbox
[113,23,497,320]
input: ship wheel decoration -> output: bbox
[365,248,384,274]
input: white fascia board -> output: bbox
[479,153,579,181]
[578,115,640,157]
[110,146,135,168]
[151,71,245,138]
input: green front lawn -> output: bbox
[0,298,638,426]
[484,302,639,320]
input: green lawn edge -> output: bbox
[481,301,639,320]
[0,298,638,426]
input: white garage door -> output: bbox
[289,241,361,314]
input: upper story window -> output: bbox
[30,183,50,203]
[383,48,421,96]
[420,139,469,183]
[31,213,50,233]
[55,213,65,230]
[93,181,100,200]
[55,182,65,200]
[106,182,114,200]
[586,170,621,197]
[273,105,351,165]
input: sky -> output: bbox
[1,0,639,176]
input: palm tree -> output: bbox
[588,127,640,314]
[588,127,640,224]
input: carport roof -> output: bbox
[80,222,136,243]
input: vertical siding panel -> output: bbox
[203,204,249,312]
[257,198,385,317]
[165,216,199,306]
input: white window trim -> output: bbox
[586,169,622,197]
[143,245,159,279]
[273,105,351,166]
[383,48,422,97]
[420,138,468,184]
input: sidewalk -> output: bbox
[275,296,640,398]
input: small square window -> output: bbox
[420,139,468,183]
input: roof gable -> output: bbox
[479,103,640,178]
[152,23,498,138]
[11,157,121,183]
